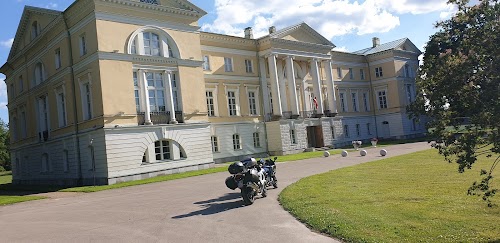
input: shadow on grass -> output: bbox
[172,192,244,219]
[0,183,70,196]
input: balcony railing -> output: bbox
[300,110,323,118]
[137,111,184,125]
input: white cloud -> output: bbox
[0,77,6,98]
[439,5,458,20]
[0,38,14,48]
[201,0,450,40]
[43,3,58,9]
[333,46,349,52]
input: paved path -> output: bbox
[0,142,431,243]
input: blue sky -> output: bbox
[0,0,459,124]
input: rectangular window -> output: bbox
[375,67,383,78]
[146,72,165,112]
[211,136,219,152]
[356,124,361,137]
[57,89,67,127]
[378,90,388,109]
[360,69,365,80]
[55,48,61,69]
[232,134,241,150]
[404,64,411,77]
[133,72,140,112]
[20,110,27,139]
[248,91,257,115]
[38,95,49,141]
[18,76,23,93]
[79,34,87,56]
[155,140,171,160]
[363,92,370,112]
[351,92,358,112]
[202,55,210,70]
[206,91,215,117]
[339,92,347,112]
[349,68,354,79]
[245,59,253,73]
[253,132,261,148]
[63,150,69,172]
[290,129,297,144]
[224,57,233,72]
[344,125,349,138]
[227,91,237,116]
[405,84,414,104]
[367,123,372,135]
[143,32,160,56]
[82,83,93,120]
[337,67,342,78]
[331,126,335,139]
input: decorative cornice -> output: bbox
[204,74,260,82]
[201,45,257,57]
[97,0,205,19]
[200,32,257,46]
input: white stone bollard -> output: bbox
[323,151,330,157]
[360,150,367,156]
[341,150,348,157]
[380,149,387,156]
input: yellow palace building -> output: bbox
[1,0,424,185]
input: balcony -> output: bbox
[137,111,184,125]
[300,110,323,118]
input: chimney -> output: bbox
[269,26,276,34]
[244,27,253,39]
[372,37,380,47]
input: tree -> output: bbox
[0,119,10,171]
[409,0,499,206]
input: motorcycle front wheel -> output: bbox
[241,187,255,205]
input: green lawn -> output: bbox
[0,172,46,206]
[279,149,500,243]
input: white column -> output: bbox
[259,57,271,117]
[267,54,283,116]
[286,56,299,116]
[301,80,308,114]
[277,58,288,112]
[323,60,338,114]
[137,33,145,55]
[310,59,324,114]
[165,71,178,124]
[140,70,152,125]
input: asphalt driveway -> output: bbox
[0,142,431,242]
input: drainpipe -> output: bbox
[63,16,83,186]
[365,56,379,138]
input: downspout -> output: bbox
[365,56,379,138]
[63,16,83,186]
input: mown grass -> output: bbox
[279,149,500,243]
[0,172,46,206]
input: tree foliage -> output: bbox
[408,0,500,206]
[0,119,10,171]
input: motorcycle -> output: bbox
[225,158,267,205]
[259,157,278,189]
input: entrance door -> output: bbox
[306,126,324,148]
[380,121,390,138]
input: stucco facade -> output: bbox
[1,0,425,186]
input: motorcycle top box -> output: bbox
[228,161,246,174]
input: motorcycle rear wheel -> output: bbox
[241,187,255,205]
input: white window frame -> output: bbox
[203,55,211,70]
[224,57,233,72]
[133,72,141,112]
[290,129,297,144]
[360,69,365,80]
[351,92,359,112]
[246,86,260,116]
[226,87,240,116]
[55,86,67,128]
[253,132,261,148]
[154,140,171,161]
[363,92,370,112]
[143,32,161,56]
[245,59,253,73]
[79,74,93,121]
[79,34,87,56]
[344,125,350,138]
[232,134,242,150]
[55,48,61,69]
[339,92,347,112]
[377,89,388,109]
[375,67,383,78]
[349,68,354,79]
[146,72,166,112]
[211,136,219,152]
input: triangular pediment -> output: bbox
[270,23,334,47]
[396,39,421,54]
[8,6,61,61]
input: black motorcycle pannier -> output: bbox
[225,176,238,190]
[228,162,245,174]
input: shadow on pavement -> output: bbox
[172,193,243,219]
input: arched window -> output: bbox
[143,139,187,163]
[31,21,40,40]
[127,26,180,58]
[34,62,45,86]
[41,153,50,173]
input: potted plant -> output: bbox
[371,137,378,147]
[352,140,362,150]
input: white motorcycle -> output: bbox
[225,158,267,205]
